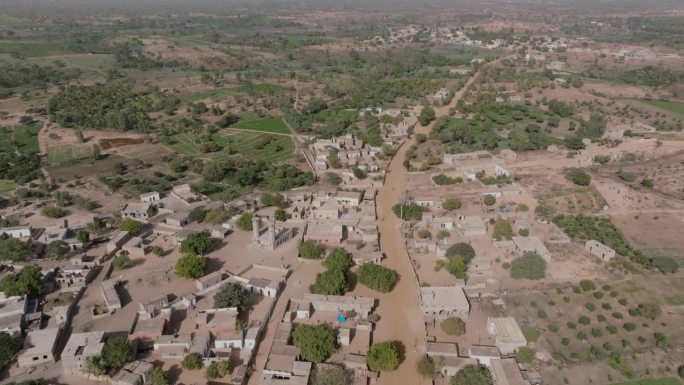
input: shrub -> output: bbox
[597,314,607,322]
[483,194,496,206]
[591,328,603,338]
[578,316,591,325]
[119,218,142,234]
[493,219,514,241]
[606,325,618,334]
[618,298,628,306]
[585,303,596,311]
[521,325,540,342]
[549,324,560,333]
[602,303,612,310]
[442,197,462,210]
[151,246,164,257]
[563,296,570,303]
[593,291,604,299]
[561,338,570,346]
[417,355,438,378]
[41,205,68,218]
[623,323,636,331]
[367,342,400,372]
[611,312,624,319]
[450,364,493,385]
[516,347,535,363]
[292,324,336,363]
[182,353,203,370]
[565,168,591,186]
[638,303,661,320]
[392,203,426,221]
[113,254,133,269]
[206,361,230,379]
[567,322,577,329]
[650,255,678,273]
[579,279,596,292]
[577,331,587,340]
[440,318,466,336]
[537,309,547,318]
[510,252,546,280]
[235,213,253,231]
[357,263,399,293]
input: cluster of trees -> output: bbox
[0,62,79,90]
[113,39,183,70]
[0,331,18,369]
[199,159,315,192]
[175,253,207,279]
[587,66,682,87]
[180,231,214,255]
[418,106,436,126]
[48,82,173,132]
[309,248,353,295]
[357,263,398,293]
[0,152,41,184]
[432,174,463,185]
[0,266,43,297]
[576,113,607,139]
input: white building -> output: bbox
[487,317,527,355]
[139,191,160,203]
[419,286,470,319]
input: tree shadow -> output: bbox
[392,340,407,365]
[166,364,183,385]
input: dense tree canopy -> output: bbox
[0,266,43,297]
[367,342,400,372]
[357,263,398,293]
[299,240,326,259]
[213,283,250,310]
[0,331,18,368]
[451,364,493,385]
[175,253,207,279]
[292,324,336,363]
[0,238,32,262]
[180,231,214,255]
[510,252,547,280]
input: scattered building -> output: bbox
[139,191,160,203]
[489,358,527,385]
[487,317,527,355]
[585,240,616,261]
[512,236,551,262]
[419,286,470,319]
[252,216,294,251]
[17,327,61,368]
[62,331,105,376]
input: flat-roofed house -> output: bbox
[487,317,527,355]
[468,345,500,367]
[489,358,527,385]
[0,226,32,239]
[17,327,61,368]
[419,286,470,319]
[585,240,616,261]
[62,331,105,376]
[512,236,551,262]
[140,191,160,203]
[121,202,153,222]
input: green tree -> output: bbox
[76,229,90,244]
[0,331,18,368]
[483,194,496,206]
[446,243,475,262]
[564,135,585,150]
[101,337,134,371]
[188,207,208,223]
[451,364,493,385]
[149,368,169,385]
[299,240,325,260]
[367,342,400,372]
[260,192,285,207]
[418,106,436,126]
[309,269,347,295]
[440,317,465,336]
[392,203,426,221]
[357,263,398,293]
[323,248,354,272]
[113,254,133,269]
[417,354,439,378]
[510,252,546,280]
[275,208,288,222]
[180,231,214,255]
[46,241,70,258]
[213,283,249,310]
[292,324,336,363]
[119,218,142,235]
[0,266,43,296]
[442,197,462,210]
[181,352,203,370]
[175,253,207,279]
[236,213,253,231]
[0,238,31,262]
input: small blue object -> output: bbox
[337,315,347,323]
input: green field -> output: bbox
[0,42,75,57]
[638,99,684,117]
[611,377,683,385]
[46,144,95,166]
[231,117,290,134]
[0,124,40,155]
[0,183,17,192]
[185,83,287,102]
[165,128,294,163]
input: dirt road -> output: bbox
[371,71,483,385]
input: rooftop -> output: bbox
[490,358,527,385]
[488,317,526,344]
[420,286,469,310]
[62,331,105,358]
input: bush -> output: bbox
[180,231,214,255]
[579,279,596,292]
[650,255,678,273]
[510,252,546,280]
[236,213,253,231]
[113,254,133,269]
[0,266,43,297]
[618,298,628,306]
[565,168,591,186]
[591,328,603,337]
[638,303,661,320]
[561,337,570,346]
[578,316,591,325]
[100,336,135,371]
[440,318,465,336]
[483,194,496,206]
[323,248,353,272]
[0,331,18,368]
[597,314,607,322]
[119,218,142,235]
[433,174,463,185]
[442,197,462,210]
[493,219,514,241]
[516,347,535,363]
[549,324,560,333]
[606,325,618,334]
[182,353,203,370]
[41,205,68,218]
[357,263,398,293]
[417,355,438,378]
[585,303,596,312]
[521,325,540,342]
[623,323,636,331]
[611,312,624,319]
[206,361,230,379]
[292,324,336,363]
[299,240,325,259]
[577,331,587,340]
[175,253,207,279]
[312,365,353,385]
[593,291,604,299]
[149,368,169,385]
[450,364,493,385]
[367,342,400,372]
[537,309,547,318]
[567,322,576,329]
[392,203,426,221]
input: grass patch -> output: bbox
[0,42,75,57]
[0,124,40,156]
[0,183,17,192]
[610,377,683,385]
[231,117,290,134]
[638,99,684,117]
[46,144,94,166]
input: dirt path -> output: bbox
[372,71,484,385]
